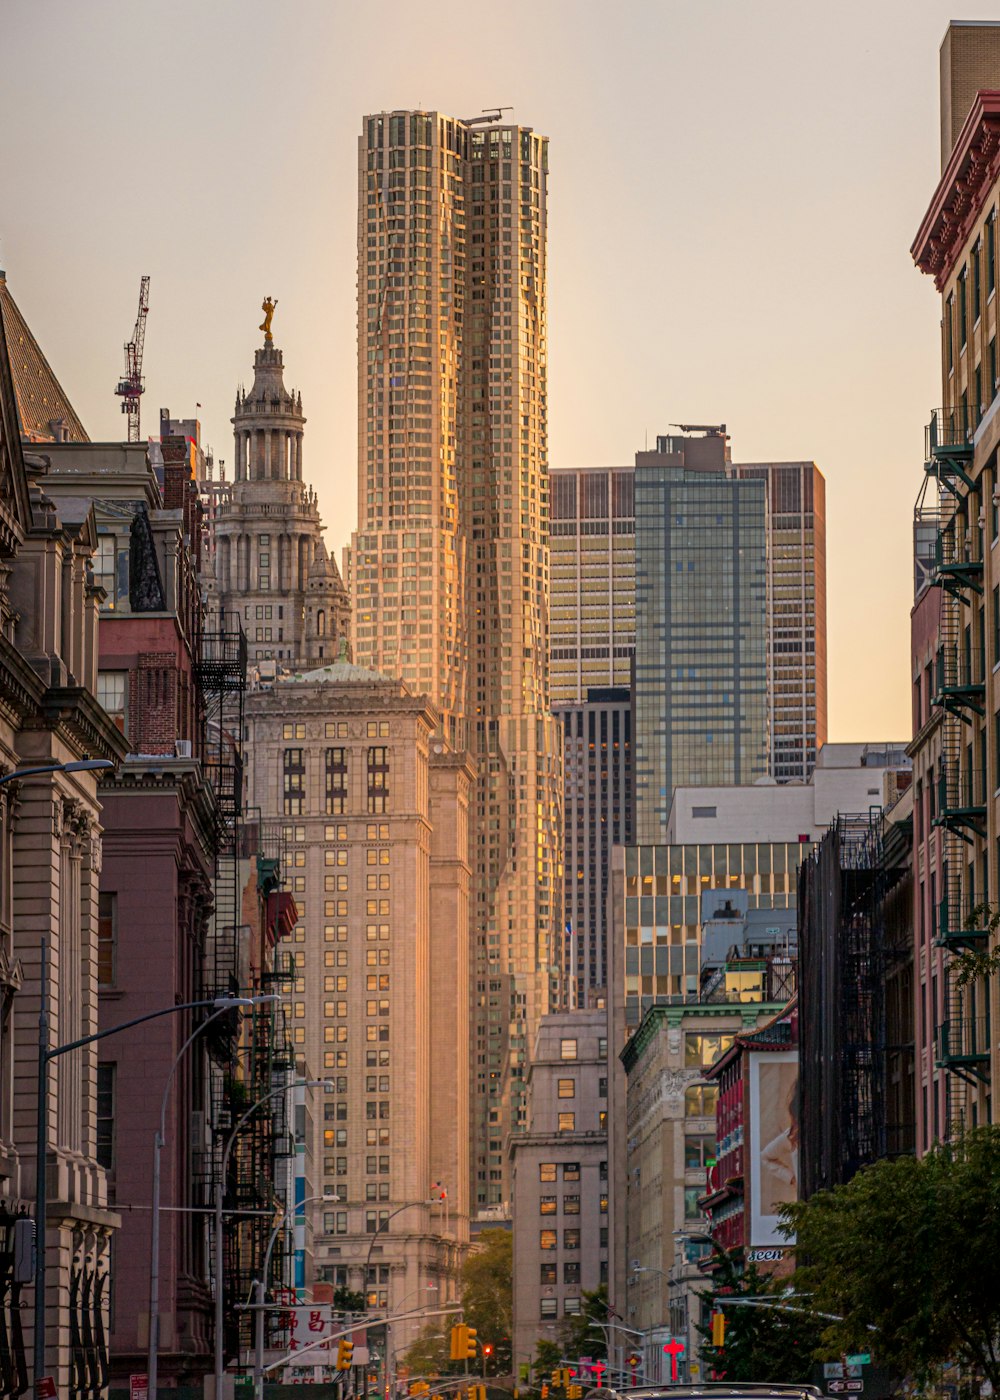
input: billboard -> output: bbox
[748,1049,798,1247]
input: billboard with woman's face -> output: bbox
[748,1050,798,1247]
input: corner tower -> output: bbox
[211,307,349,667]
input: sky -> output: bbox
[2,0,990,742]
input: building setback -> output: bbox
[509,1012,608,1377]
[352,111,562,1209]
[245,650,472,1349]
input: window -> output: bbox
[539,1162,556,1182]
[598,1077,607,1099]
[96,1064,115,1169]
[326,748,348,815]
[539,1229,557,1250]
[557,1112,576,1133]
[990,212,997,297]
[684,1033,734,1067]
[560,1038,578,1060]
[564,1262,580,1285]
[684,1186,706,1220]
[684,1085,718,1118]
[563,1163,580,1181]
[692,805,717,819]
[562,1195,581,1215]
[98,892,116,987]
[540,1299,557,1319]
[540,1196,557,1215]
[368,746,390,814]
[563,1297,581,1316]
[960,263,969,346]
[685,1134,717,1170]
[97,672,128,736]
[557,1078,575,1099]
[94,534,123,607]
[563,1229,580,1250]
[598,1037,607,1058]
[283,749,305,816]
[540,1262,557,1285]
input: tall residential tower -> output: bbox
[352,111,562,1208]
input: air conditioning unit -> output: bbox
[175,739,192,759]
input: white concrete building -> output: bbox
[665,742,911,846]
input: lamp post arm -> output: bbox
[47,997,237,1063]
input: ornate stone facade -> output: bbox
[206,332,349,669]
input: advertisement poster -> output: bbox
[748,1049,798,1247]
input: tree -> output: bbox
[696,1259,814,1383]
[560,1284,610,1364]
[403,1324,451,1379]
[532,1338,563,1378]
[461,1229,514,1372]
[332,1285,367,1313]
[783,1128,1000,1390]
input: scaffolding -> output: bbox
[920,407,991,1134]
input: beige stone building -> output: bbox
[353,111,562,1211]
[619,1000,787,1383]
[0,270,128,1396]
[509,1011,608,1376]
[208,325,349,668]
[244,652,472,1348]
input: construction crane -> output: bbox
[115,276,150,442]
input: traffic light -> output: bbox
[471,1388,486,1400]
[568,1388,583,1398]
[551,1370,564,1388]
[711,1311,726,1348]
[336,1339,354,1370]
[409,1385,430,1397]
[541,1388,549,1399]
[450,1325,468,1362]
[464,1327,478,1360]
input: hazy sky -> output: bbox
[2,0,987,741]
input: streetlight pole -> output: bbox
[253,1192,341,1400]
[364,1199,437,1400]
[214,1080,328,1400]
[33,968,237,1393]
[148,995,281,1400]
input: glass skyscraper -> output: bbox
[633,432,768,843]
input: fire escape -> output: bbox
[922,407,991,1124]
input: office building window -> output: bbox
[97,672,128,735]
[684,1033,734,1067]
[684,1187,705,1220]
[540,1263,557,1285]
[539,1229,557,1250]
[98,892,116,987]
[560,1039,578,1060]
[563,1229,580,1250]
[563,1195,581,1215]
[557,1079,575,1099]
[539,1162,556,1182]
[564,1262,580,1285]
[684,1085,718,1118]
[564,1297,581,1315]
[368,746,390,814]
[685,1134,717,1170]
[96,1064,115,1169]
[540,1196,557,1215]
[563,1163,580,1181]
[283,749,305,816]
[557,1113,576,1133]
[540,1299,557,1319]
[326,748,348,815]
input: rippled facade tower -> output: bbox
[352,111,562,1208]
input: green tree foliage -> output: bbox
[332,1285,367,1313]
[560,1284,610,1363]
[461,1229,514,1372]
[784,1128,1000,1390]
[696,1259,814,1383]
[532,1338,563,1378]
[403,1324,452,1379]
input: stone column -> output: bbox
[296,432,304,481]
[264,430,272,481]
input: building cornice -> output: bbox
[620,1000,786,1073]
[912,90,1000,290]
[35,686,130,764]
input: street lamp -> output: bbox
[253,1191,342,1400]
[214,1079,329,1400]
[33,975,246,1392]
[148,994,282,1400]
[364,1199,440,1400]
[0,759,114,788]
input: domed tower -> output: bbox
[211,303,349,667]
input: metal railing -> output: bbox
[927,405,977,456]
[937,1016,991,1062]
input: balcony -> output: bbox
[936,1016,991,1072]
[934,644,985,717]
[934,529,984,598]
[933,766,987,840]
[934,896,990,949]
[926,407,976,494]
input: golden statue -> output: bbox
[259,296,278,342]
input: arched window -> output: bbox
[317,610,326,636]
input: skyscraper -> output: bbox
[353,111,562,1208]
[549,467,635,704]
[633,431,769,843]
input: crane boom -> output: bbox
[115,275,150,442]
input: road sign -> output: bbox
[828,1382,863,1394]
[129,1376,148,1400]
[823,1365,861,1380]
[846,1355,871,1367]
[37,1380,56,1400]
